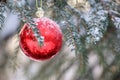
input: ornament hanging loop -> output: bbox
[35,0,44,18]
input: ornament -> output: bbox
[19,17,63,61]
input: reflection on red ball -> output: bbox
[19,17,62,61]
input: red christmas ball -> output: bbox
[19,17,62,61]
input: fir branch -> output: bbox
[0,15,4,30]
[64,4,88,30]
[7,0,44,46]
[60,8,89,74]
[84,8,109,43]
[20,2,44,46]
[0,2,6,30]
[60,10,82,54]
[54,0,68,9]
[95,45,107,67]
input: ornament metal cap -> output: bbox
[35,8,44,18]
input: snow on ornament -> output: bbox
[19,17,63,61]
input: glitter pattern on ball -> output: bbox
[20,17,62,61]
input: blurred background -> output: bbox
[0,0,120,80]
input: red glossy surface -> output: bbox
[20,17,62,61]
